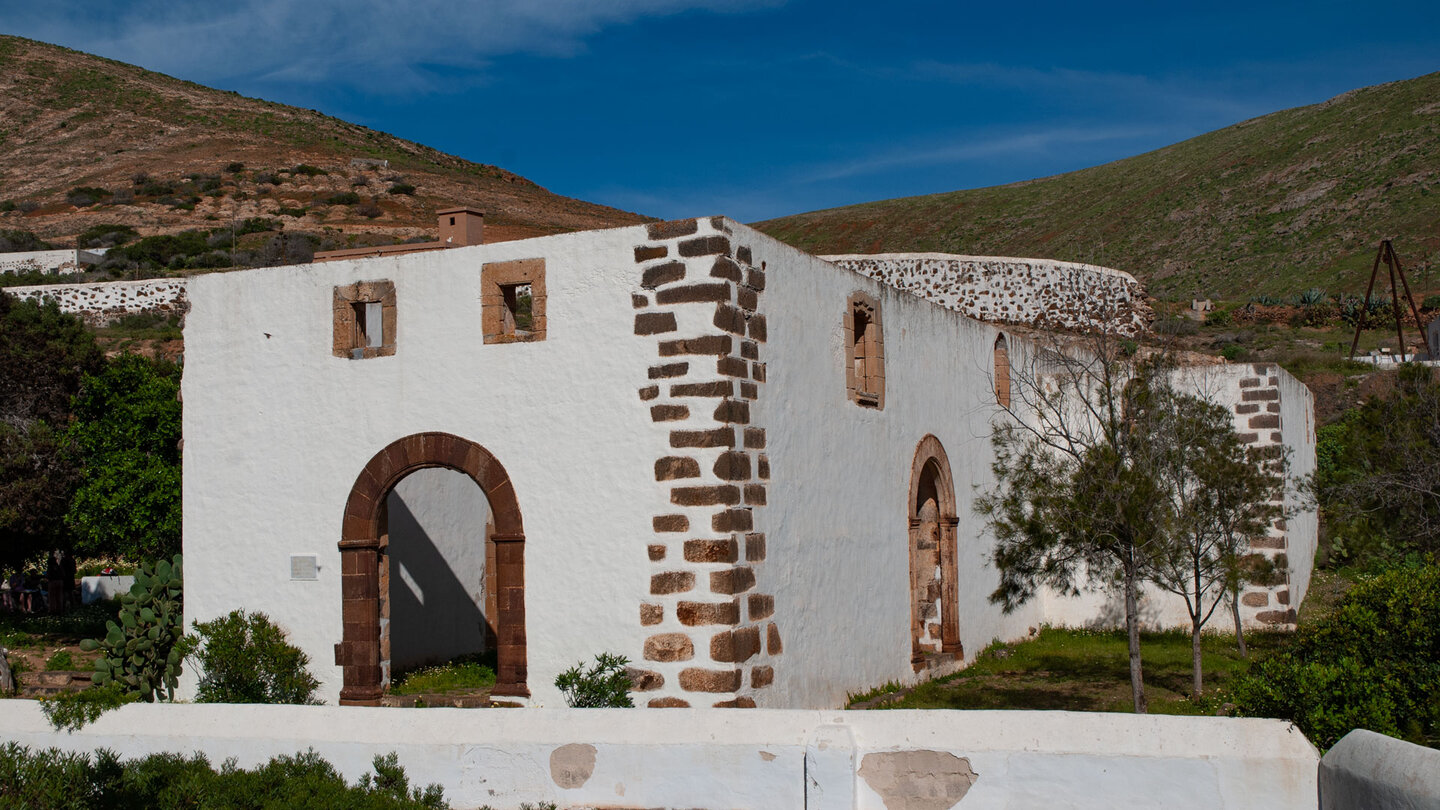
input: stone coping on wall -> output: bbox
[0,702,1318,809]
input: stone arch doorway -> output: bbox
[908,435,962,672]
[337,432,527,705]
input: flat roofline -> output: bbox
[436,207,484,216]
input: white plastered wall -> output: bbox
[182,226,677,705]
[745,229,1044,708]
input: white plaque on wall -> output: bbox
[290,554,318,581]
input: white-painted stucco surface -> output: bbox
[0,702,1319,810]
[0,248,100,275]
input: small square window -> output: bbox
[333,280,396,359]
[482,258,546,344]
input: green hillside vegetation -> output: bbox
[757,72,1440,301]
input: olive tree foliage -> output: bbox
[977,332,1171,713]
[1139,380,1287,696]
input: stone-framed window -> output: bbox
[994,334,1011,408]
[482,258,546,344]
[333,280,397,359]
[844,291,885,409]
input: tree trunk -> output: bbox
[1231,588,1248,659]
[0,648,13,695]
[1191,622,1204,697]
[1123,562,1148,713]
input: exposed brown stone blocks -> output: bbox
[750,665,774,688]
[1249,414,1280,429]
[679,667,742,691]
[737,246,753,264]
[647,544,667,560]
[1276,589,1290,605]
[677,600,740,626]
[739,382,758,400]
[744,428,766,449]
[635,245,668,262]
[748,593,774,620]
[679,235,731,258]
[671,427,735,448]
[717,356,749,377]
[647,219,699,240]
[711,626,760,662]
[671,485,741,506]
[1242,592,1269,607]
[737,287,758,312]
[749,314,768,342]
[714,303,748,335]
[1242,389,1281,402]
[639,385,660,401]
[712,508,753,532]
[713,451,751,480]
[659,335,733,357]
[744,484,767,506]
[710,566,756,595]
[653,514,690,532]
[745,268,765,290]
[711,257,744,282]
[714,400,750,423]
[740,340,759,360]
[1257,609,1297,624]
[657,283,731,305]
[641,604,663,625]
[714,697,757,708]
[649,697,691,708]
[628,667,665,691]
[632,293,649,309]
[1235,403,1260,415]
[642,261,686,289]
[651,571,696,595]
[644,633,695,662]
[655,456,701,480]
[751,363,766,382]
[1239,377,1262,388]
[758,455,770,479]
[650,362,689,379]
[651,404,690,422]
[671,380,733,397]
[685,538,738,563]
[766,622,782,654]
[635,312,678,335]
[481,258,546,344]
[745,533,766,561]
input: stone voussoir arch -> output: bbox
[907,434,962,669]
[337,431,527,705]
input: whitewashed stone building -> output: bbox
[180,217,1315,708]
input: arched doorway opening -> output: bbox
[337,432,527,705]
[908,435,961,672]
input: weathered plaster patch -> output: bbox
[759,750,776,761]
[549,743,597,789]
[859,750,978,810]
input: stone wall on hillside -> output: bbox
[4,278,189,325]
[824,253,1152,337]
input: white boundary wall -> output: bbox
[0,248,100,275]
[5,278,189,324]
[0,702,1319,810]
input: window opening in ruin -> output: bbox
[845,292,885,409]
[994,335,1011,408]
[353,301,384,354]
[908,436,961,673]
[333,280,396,359]
[502,283,534,334]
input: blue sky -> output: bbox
[4,0,1438,221]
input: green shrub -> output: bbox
[1204,307,1233,326]
[554,652,633,707]
[0,744,448,809]
[76,223,139,249]
[1219,344,1246,362]
[326,191,361,206]
[1231,559,1440,750]
[276,206,307,218]
[0,200,15,213]
[294,163,328,176]
[40,683,135,732]
[179,609,320,704]
[388,182,416,196]
[137,181,173,197]
[224,162,245,173]
[65,187,110,207]
[44,650,74,671]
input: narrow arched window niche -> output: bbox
[993,334,1011,409]
[844,292,885,409]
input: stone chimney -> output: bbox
[438,208,484,247]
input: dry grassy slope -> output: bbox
[756,72,1440,301]
[0,35,647,245]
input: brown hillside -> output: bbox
[0,36,647,248]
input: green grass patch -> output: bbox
[0,602,116,649]
[389,653,496,696]
[862,627,1288,715]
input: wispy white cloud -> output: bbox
[794,125,1164,185]
[5,0,781,91]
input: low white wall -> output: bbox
[0,249,98,275]
[1319,729,1440,809]
[0,702,1318,810]
[824,253,1152,337]
[4,278,189,325]
[79,575,134,604]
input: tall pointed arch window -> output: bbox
[994,334,1011,408]
[844,292,885,409]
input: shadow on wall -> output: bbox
[1083,591,1165,631]
[387,473,490,675]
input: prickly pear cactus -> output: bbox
[79,554,184,702]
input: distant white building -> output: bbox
[0,248,102,276]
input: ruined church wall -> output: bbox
[753,234,1044,708]
[182,227,669,706]
[824,253,1152,337]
